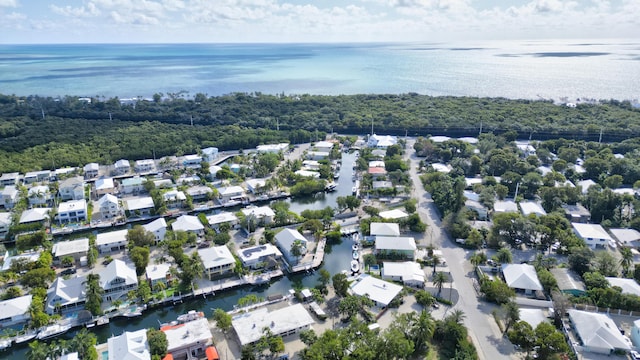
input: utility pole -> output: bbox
[598,128,603,143]
[190,115,194,126]
[276,118,279,131]
[514,182,520,200]
[479,120,483,136]
[371,116,374,136]
[41,107,45,120]
[108,112,112,121]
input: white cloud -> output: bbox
[0,0,17,8]
[50,3,100,17]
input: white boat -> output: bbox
[14,330,37,344]
[352,251,359,260]
[37,323,72,340]
[177,310,205,324]
[350,260,360,273]
[352,244,358,251]
[352,233,360,242]
[325,182,338,192]
[0,338,11,350]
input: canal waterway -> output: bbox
[2,152,358,358]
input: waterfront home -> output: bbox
[142,217,167,243]
[124,197,155,217]
[375,236,417,260]
[550,268,586,296]
[501,263,543,296]
[367,134,397,148]
[302,160,321,171]
[202,147,219,162]
[182,154,203,168]
[0,295,32,327]
[53,167,77,180]
[206,212,239,230]
[232,303,314,347]
[294,169,320,178]
[120,176,146,195]
[568,310,630,354]
[0,212,10,240]
[245,178,267,194]
[370,222,400,237]
[198,246,235,279]
[562,204,591,223]
[238,244,282,270]
[162,317,212,359]
[100,259,138,302]
[153,178,173,189]
[163,189,187,209]
[145,263,172,288]
[241,206,275,226]
[95,177,116,197]
[57,199,87,224]
[24,170,52,184]
[52,238,89,264]
[275,228,307,265]
[519,201,547,217]
[0,172,21,186]
[186,185,214,202]
[96,194,121,220]
[606,277,640,296]
[176,174,201,186]
[28,185,52,207]
[16,207,48,225]
[572,223,614,249]
[372,181,393,190]
[46,275,86,315]
[107,329,150,360]
[256,143,288,153]
[218,185,245,203]
[172,215,205,237]
[1,250,41,271]
[350,274,402,308]
[382,261,425,288]
[58,176,85,201]
[83,163,99,179]
[113,159,131,176]
[96,229,128,254]
[0,185,19,209]
[134,159,155,173]
[306,151,330,161]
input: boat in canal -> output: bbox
[0,338,12,351]
[325,182,338,192]
[14,330,38,344]
[350,260,360,273]
[177,310,205,324]
[37,323,72,340]
[352,250,359,260]
[352,244,358,251]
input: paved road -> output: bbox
[404,139,516,360]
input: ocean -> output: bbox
[0,39,638,101]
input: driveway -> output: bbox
[404,139,516,360]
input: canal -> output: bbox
[2,152,359,358]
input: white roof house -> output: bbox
[429,136,450,143]
[60,353,79,360]
[238,244,282,269]
[134,159,155,172]
[97,193,119,207]
[368,134,397,148]
[207,212,238,227]
[58,176,85,200]
[232,303,314,346]
[501,263,543,293]
[1,250,41,271]
[313,140,335,151]
[519,308,547,329]
[378,209,409,220]
[163,317,212,358]
[519,201,547,217]
[171,215,204,233]
[578,179,598,194]
[245,178,267,193]
[100,259,138,299]
[28,185,51,205]
[368,160,386,168]
[0,186,19,208]
[572,223,614,249]
[46,275,86,315]
[370,222,400,237]
[95,177,115,191]
[202,147,218,162]
[372,181,393,189]
[142,217,167,242]
[96,229,128,253]
[0,295,32,326]
[375,236,417,252]
[431,163,452,173]
[610,228,640,247]
[494,200,518,213]
[114,159,131,173]
[145,263,172,285]
[107,329,150,360]
[568,309,630,354]
[19,207,50,224]
[198,246,236,278]
[125,197,155,211]
[52,238,89,259]
[256,143,289,153]
[275,228,308,264]
[382,261,425,287]
[294,169,320,178]
[241,206,275,224]
[606,277,640,296]
[218,185,245,199]
[350,274,403,307]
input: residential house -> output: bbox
[256,143,288,153]
[95,177,116,196]
[0,295,32,327]
[0,172,21,186]
[275,228,308,265]
[96,229,128,254]
[100,259,138,301]
[57,199,87,224]
[208,165,223,180]
[152,179,173,189]
[145,263,172,288]
[217,186,245,203]
[609,228,640,248]
[518,308,548,329]
[367,134,397,148]
[24,170,52,184]
[605,277,640,296]
[245,179,267,194]
[494,200,518,213]
[163,189,187,209]
[134,159,155,173]
[19,208,49,225]
[241,206,275,226]
[1,185,19,209]
[171,215,205,237]
[431,163,452,173]
[52,238,89,264]
[176,174,201,186]
[381,261,425,288]
[142,218,167,243]
[206,212,239,230]
[562,204,591,223]
[519,201,547,217]
[550,268,586,296]
[378,209,409,220]
[28,185,52,207]
[124,197,155,217]
[370,222,400,237]
[113,159,131,176]
[202,147,219,162]
[313,141,335,152]
[198,246,235,279]
[162,318,212,359]
[375,236,417,260]
[368,167,387,178]
[83,163,99,179]
[232,304,313,347]
[301,160,320,171]
[372,181,393,190]
[294,170,320,178]
[577,179,597,194]
[46,276,86,315]
[186,185,213,202]
[501,263,543,295]
[306,151,330,161]
[568,310,630,354]
[97,194,121,219]
[58,176,85,201]
[107,329,151,360]
[572,223,614,249]
[368,160,385,169]
[182,154,202,168]
[1,250,41,271]
[370,149,387,159]
[465,198,488,220]
[238,244,282,270]
[120,177,146,195]
[0,212,10,240]
[350,274,403,307]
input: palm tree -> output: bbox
[447,309,466,324]
[496,247,513,264]
[431,254,441,274]
[411,310,435,353]
[470,252,487,267]
[502,300,520,334]
[620,247,633,276]
[27,340,50,360]
[433,271,448,296]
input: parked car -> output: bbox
[61,268,77,276]
[630,350,640,360]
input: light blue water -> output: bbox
[0,40,639,100]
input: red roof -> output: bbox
[162,354,174,360]
[206,346,220,360]
[160,323,185,332]
[368,167,387,174]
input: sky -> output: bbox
[0,0,638,43]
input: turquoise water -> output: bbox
[0,40,639,100]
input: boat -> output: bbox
[37,323,72,340]
[0,338,11,351]
[333,172,340,179]
[122,304,146,318]
[87,315,110,328]
[352,244,358,251]
[325,182,338,192]
[14,330,38,344]
[350,260,360,273]
[352,250,359,260]
[177,310,205,324]
[352,233,360,242]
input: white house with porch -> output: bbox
[96,194,121,219]
[46,276,86,315]
[350,274,402,307]
[96,229,128,253]
[57,199,87,224]
[0,295,32,327]
[171,215,205,237]
[501,263,543,295]
[100,259,138,302]
[275,228,307,265]
[382,261,425,288]
[198,246,235,279]
[58,176,85,201]
[142,217,167,243]
[572,223,614,249]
